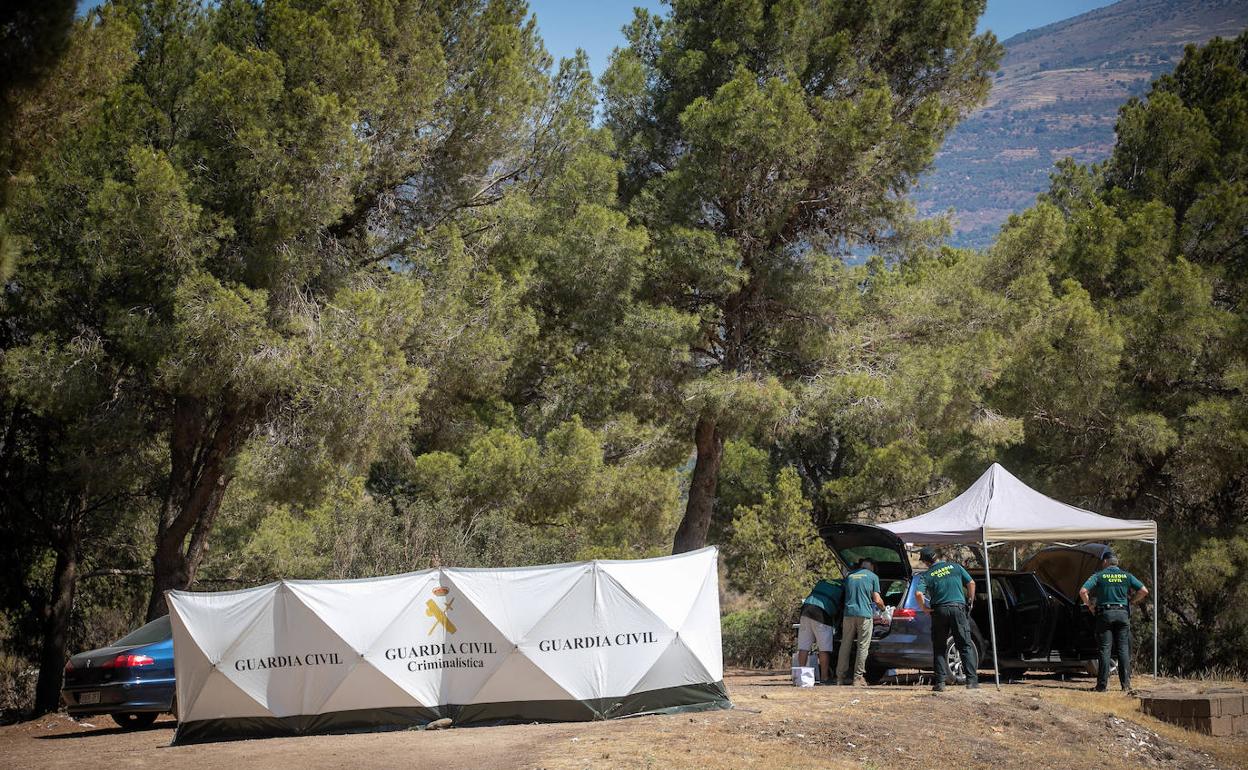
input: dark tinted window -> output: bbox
[838,545,904,573]
[975,580,1005,601]
[113,615,171,647]
[1009,576,1046,605]
[879,579,907,607]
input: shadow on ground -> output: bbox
[36,721,175,740]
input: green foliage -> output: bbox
[719,608,778,668]
[682,372,796,438]
[0,0,576,625]
[2,2,1246,710]
[728,468,829,599]
[0,0,78,179]
[982,32,1248,674]
[0,652,36,718]
[391,417,682,561]
[603,0,1002,550]
[724,467,838,660]
[205,473,581,583]
[713,439,772,538]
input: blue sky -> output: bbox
[531,0,1119,74]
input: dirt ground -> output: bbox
[3,671,1246,770]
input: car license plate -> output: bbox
[78,691,100,705]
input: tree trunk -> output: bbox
[146,396,257,620]
[33,526,78,715]
[147,533,190,621]
[672,416,723,554]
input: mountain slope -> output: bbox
[915,0,1248,248]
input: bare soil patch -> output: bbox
[2,671,1245,770]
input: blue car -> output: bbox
[820,524,1108,684]
[61,615,175,729]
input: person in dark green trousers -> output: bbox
[914,547,978,691]
[1079,552,1150,692]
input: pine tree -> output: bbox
[602,0,1001,552]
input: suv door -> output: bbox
[970,575,1013,656]
[1021,543,1110,602]
[1002,574,1053,658]
[1070,600,1101,658]
[1019,544,1112,660]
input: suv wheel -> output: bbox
[945,635,982,685]
[111,712,158,730]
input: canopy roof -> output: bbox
[880,463,1157,544]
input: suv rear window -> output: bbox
[879,579,908,607]
[112,615,171,647]
[838,545,905,575]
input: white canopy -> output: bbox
[168,547,727,744]
[881,463,1157,544]
[878,462,1159,686]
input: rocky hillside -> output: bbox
[915,0,1248,248]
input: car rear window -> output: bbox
[112,615,171,647]
[838,545,905,574]
[879,579,908,607]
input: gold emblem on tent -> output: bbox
[426,586,456,635]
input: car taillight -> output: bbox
[64,659,74,672]
[102,654,155,668]
[892,608,917,621]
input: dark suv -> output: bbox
[819,524,1110,684]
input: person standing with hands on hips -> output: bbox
[1079,551,1149,692]
[914,547,978,691]
[836,558,885,686]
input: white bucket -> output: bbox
[791,666,816,687]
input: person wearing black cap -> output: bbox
[915,547,978,691]
[1079,551,1149,692]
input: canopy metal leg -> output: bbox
[981,534,1001,690]
[1012,546,1017,570]
[1153,538,1159,678]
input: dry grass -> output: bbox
[1037,675,1248,770]
[2,672,1245,770]
[535,671,1247,770]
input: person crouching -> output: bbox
[797,577,843,685]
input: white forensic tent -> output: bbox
[167,547,728,744]
[880,463,1158,688]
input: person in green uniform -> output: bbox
[1079,551,1149,692]
[914,547,978,691]
[836,558,885,686]
[797,578,843,684]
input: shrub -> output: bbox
[722,467,838,669]
[721,608,783,669]
[0,653,36,722]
